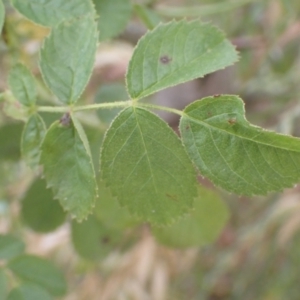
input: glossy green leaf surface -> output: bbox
[40,116,97,220]
[21,178,66,233]
[153,186,229,248]
[126,20,238,100]
[180,95,300,196]
[7,283,53,300]
[95,181,138,230]
[21,114,46,168]
[101,107,197,225]
[8,63,36,107]
[0,234,25,260]
[40,15,98,104]
[93,0,132,41]
[11,0,95,27]
[71,215,121,260]
[95,83,128,125]
[0,0,4,34]
[8,255,67,296]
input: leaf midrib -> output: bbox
[184,113,300,153]
[133,107,159,196]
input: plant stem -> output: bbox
[37,106,69,113]
[137,102,183,116]
[156,0,260,17]
[37,100,184,116]
[73,100,133,112]
[37,100,133,113]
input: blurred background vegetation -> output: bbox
[1,0,300,299]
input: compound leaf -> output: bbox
[93,0,132,41]
[0,235,25,260]
[153,186,229,248]
[40,15,98,104]
[7,283,53,300]
[180,95,300,196]
[21,114,46,168]
[8,255,66,296]
[126,20,238,100]
[11,0,95,27]
[8,63,36,107]
[21,178,66,233]
[40,115,97,221]
[101,107,197,225]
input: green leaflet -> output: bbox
[126,20,238,100]
[71,215,121,261]
[0,0,4,34]
[21,114,46,168]
[8,255,67,296]
[40,115,97,221]
[153,186,229,248]
[21,178,66,233]
[7,283,53,300]
[11,0,95,27]
[93,0,132,41]
[101,107,197,225]
[180,95,300,196]
[8,63,36,107]
[0,235,25,260]
[39,15,98,104]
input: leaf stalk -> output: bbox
[37,100,184,116]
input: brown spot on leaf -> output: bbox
[166,193,178,201]
[160,55,172,64]
[185,125,190,130]
[101,236,110,244]
[213,94,221,98]
[60,113,71,127]
[228,118,236,125]
[207,111,212,116]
